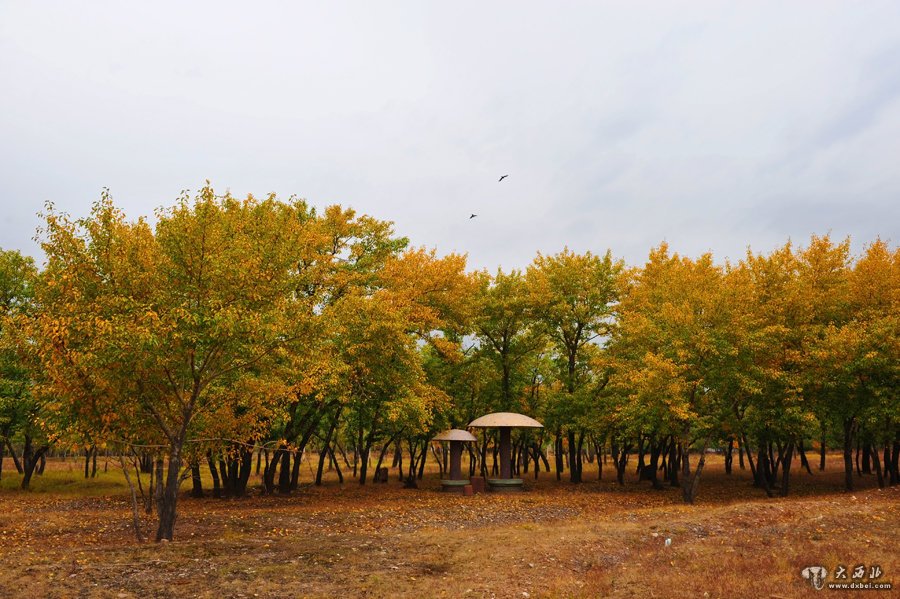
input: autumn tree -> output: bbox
[736,242,811,496]
[342,247,475,485]
[0,248,49,488]
[738,237,856,495]
[811,239,899,490]
[260,205,407,494]
[465,269,548,476]
[472,269,544,411]
[604,244,748,502]
[527,248,622,483]
[33,187,308,540]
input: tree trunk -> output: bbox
[5,438,22,474]
[636,434,647,476]
[884,445,892,485]
[144,457,155,514]
[290,449,303,490]
[20,435,49,490]
[681,438,711,504]
[780,441,794,497]
[871,443,884,489]
[797,439,812,474]
[819,434,826,471]
[190,462,203,498]
[228,458,240,495]
[568,430,581,483]
[843,418,855,492]
[118,454,145,543]
[358,441,372,485]
[417,440,427,480]
[612,441,629,486]
[530,443,540,480]
[220,458,233,497]
[140,453,153,474]
[275,449,291,494]
[491,442,498,476]
[890,440,900,486]
[520,442,528,475]
[740,433,757,481]
[261,447,278,494]
[154,457,164,517]
[21,449,47,489]
[679,442,692,503]
[511,440,519,476]
[316,425,335,486]
[372,433,400,484]
[354,429,362,479]
[391,441,401,468]
[554,432,563,481]
[724,438,734,475]
[329,445,344,484]
[668,441,679,487]
[155,443,183,542]
[403,439,420,488]
[647,440,662,490]
[769,442,780,482]
[206,453,221,498]
[236,447,253,496]
[576,431,585,482]
[755,446,773,496]
[861,443,872,474]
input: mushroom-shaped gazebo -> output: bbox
[468,412,543,492]
[433,429,477,493]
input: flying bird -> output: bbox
[469,214,478,219]
[498,175,508,182]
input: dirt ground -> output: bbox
[0,453,896,598]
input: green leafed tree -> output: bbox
[527,248,622,483]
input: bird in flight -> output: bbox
[469,214,478,219]
[498,175,508,182]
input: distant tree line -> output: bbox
[0,186,896,541]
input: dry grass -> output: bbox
[0,453,896,598]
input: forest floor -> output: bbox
[0,453,896,598]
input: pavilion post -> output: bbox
[449,441,463,480]
[499,427,512,479]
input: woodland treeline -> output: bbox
[0,186,897,541]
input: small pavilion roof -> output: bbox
[433,429,478,442]
[468,412,543,429]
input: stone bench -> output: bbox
[440,479,470,493]
[487,478,525,493]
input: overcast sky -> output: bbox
[1,1,898,271]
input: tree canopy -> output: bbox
[0,187,894,541]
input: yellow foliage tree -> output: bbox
[33,186,310,540]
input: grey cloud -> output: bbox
[0,1,898,272]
